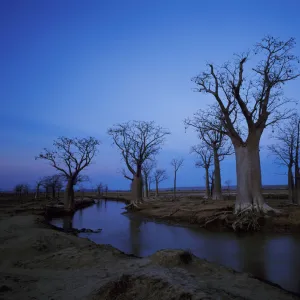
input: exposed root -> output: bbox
[123,202,141,211]
[200,203,281,232]
[231,207,262,232]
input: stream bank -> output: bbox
[0,196,299,299]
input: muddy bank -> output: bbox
[0,199,299,299]
[127,197,300,233]
[44,198,96,217]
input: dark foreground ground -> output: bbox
[0,195,299,299]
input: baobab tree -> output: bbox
[108,121,170,206]
[154,169,168,197]
[224,179,232,200]
[42,174,64,200]
[185,111,233,200]
[191,143,213,199]
[34,178,44,200]
[142,159,156,198]
[268,114,299,203]
[192,36,300,213]
[36,137,100,211]
[171,158,184,199]
[96,183,103,196]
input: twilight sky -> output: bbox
[1,0,300,191]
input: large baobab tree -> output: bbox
[142,159,156,198]
[185,111,233,200]
[171,158,184,199]
[36,137,100,211]
[268,115,299,203]
[154,169,168,197]
[192,36,300,213]
[191,143,213,199]
[108,121,170,206]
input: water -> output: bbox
[49,199,300,294]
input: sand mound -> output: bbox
[149,249,195,268]
[90,274,195,300]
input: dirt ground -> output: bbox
[0,196,299,299]
[129,195,300,233]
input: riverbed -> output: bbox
[49,199,300,295]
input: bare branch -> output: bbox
[36,137,100,180]
[108,121,170,177]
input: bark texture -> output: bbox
[234,140,274,213]
[212,147,222,200]
[64,179,75,211]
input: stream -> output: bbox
[49,199,300,295]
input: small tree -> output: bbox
[192,144,213,199]
[108,121,170,206]
[96,183,103,196]
[142,159,156,198]
[185,110,233,200]
[224,179,232,200]
[154,169,168,197]
[171,158,184,199]
[192,36,299,213]
[14,184,29,200]
[268,115,299,203]
[36,137,100,211]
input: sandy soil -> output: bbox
[129,196,300,233]
[0,197,299,299]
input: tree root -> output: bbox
[123,202,141,211]
[199,206,276,232]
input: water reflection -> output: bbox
[129,218,143,256]
[63,215,73,231]
[49,200,300,294]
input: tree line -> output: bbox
[11,36,299,215]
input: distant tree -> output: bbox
[148,175,155,195]
[142,159,156,198]
[185,110,233,200]
[171,158,184,199]
[154,169,168,197]
[34,178,44,200]
[104,184,108,196]
[268,114,299,203]
[96,183,103,196]
[36,137,100,211]
[192,36,299,213]
[14,183,29,199]
[224,179,232,199]
[108,121,170,206]
[191,144,213,199]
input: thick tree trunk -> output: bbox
[35,185,40,200]
[210,172,214,198]
[297,173,300,205]
[144,175,149,198]
[234,139,274,213]
[204,167,210,199]
[131,174,143,205]
[295,121,299,204]
[64,179,75,211]
[155,181,159,197]
[288,165,294,203]
[212,148,223,200]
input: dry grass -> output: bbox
[131,196,300,233]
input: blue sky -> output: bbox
[1,0,300,190]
